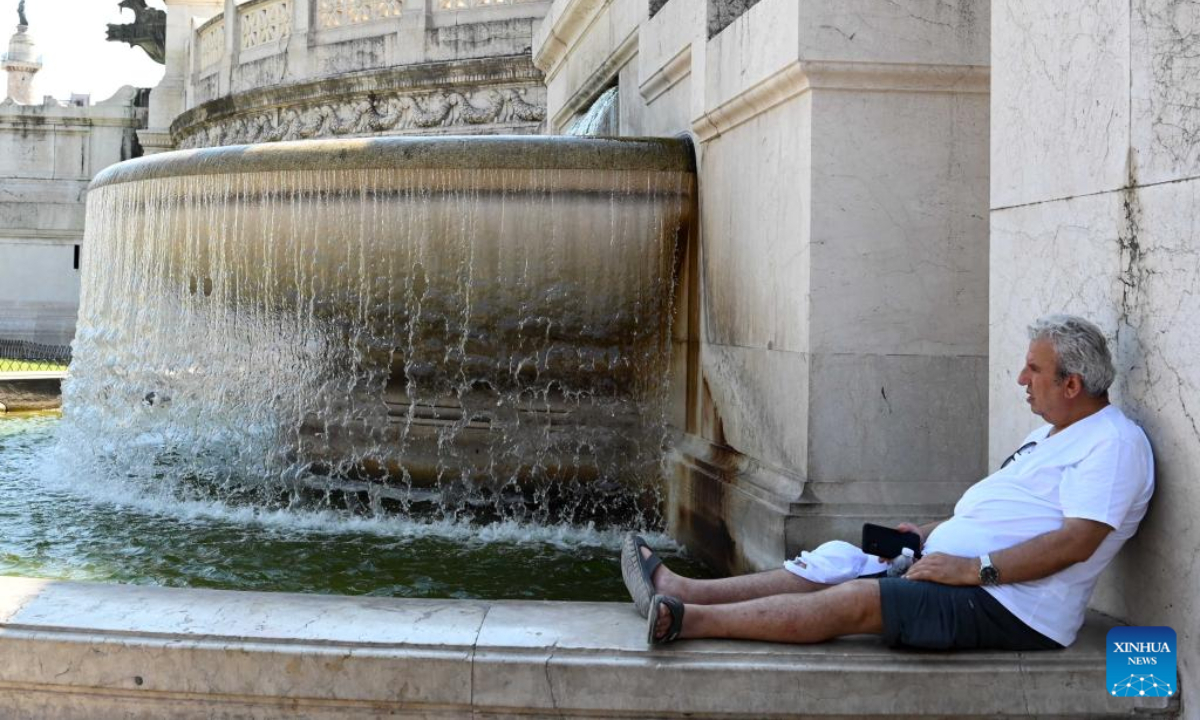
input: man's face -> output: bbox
[1017,338,1066,421]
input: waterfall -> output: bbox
[60,136,695,529]
[566,87,620,137]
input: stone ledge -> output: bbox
[0,379,63,412]
[0,576,1179,718]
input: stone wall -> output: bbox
[535,0,990,573]
[0,88,146,346]
[991,0,1199,705]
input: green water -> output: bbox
[0,413,710,601]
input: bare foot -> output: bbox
[652,598,674,640]
[650,596,687,642]
[643,545,687,598]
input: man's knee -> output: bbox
[837,579,884,632]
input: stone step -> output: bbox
[0,371,68,380]
[0,377,62,412]
[0,577,1180,719]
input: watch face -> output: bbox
[980,565,1000,585]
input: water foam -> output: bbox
[8,414,677,551]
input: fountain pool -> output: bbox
[1,134,702,603]
[0,412,709,600]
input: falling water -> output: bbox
[566,87,620,137]
[60,136,695,530]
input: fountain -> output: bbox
[63,135,696,530]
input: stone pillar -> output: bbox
[991,0,1198,702]
[138,0,223,154]
[535,0,991,574]
[218,0,237,98]
[285,0,312,81]
[684,0,990,573]
[3,24,41,104]
[391,0,432,67]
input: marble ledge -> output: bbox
[637,0,701,103]
[693,60,988,143]
[639,43,691,105]
[0,576,1180,718]
[532,0,612,75]
[548,30,639,134]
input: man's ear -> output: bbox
[1062,373,1085,399]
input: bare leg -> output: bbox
[653,579,884,643]
[647,546,832,604]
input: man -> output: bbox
[623,314,1154,650]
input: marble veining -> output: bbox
[1132,0,1200,185]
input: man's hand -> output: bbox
[903,552,979,586]
[896,522,925,545]
[876,521,938,564]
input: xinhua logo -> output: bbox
[1106,626,1176,697]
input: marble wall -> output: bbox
[535,0,990,572]
[992,0,1199,704]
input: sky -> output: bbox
[1,0,166,103]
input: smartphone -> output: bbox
[861,523,922,560]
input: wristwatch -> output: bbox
[979,554,1000,586]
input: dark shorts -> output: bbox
[876,578,1063,651]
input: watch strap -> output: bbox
[979,553,999,585]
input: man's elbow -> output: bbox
[1063,542,1098,566]
[1060,519,1113,565]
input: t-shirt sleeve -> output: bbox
[1059,437,1147,530]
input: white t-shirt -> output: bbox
[923,405,1154,647]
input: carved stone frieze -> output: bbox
[174,86,546,148]
[241,0,292,50]
[316,0,402,29]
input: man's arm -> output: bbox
[902,518,1113,586]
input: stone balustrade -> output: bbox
[195,16,224,70]
[189,0,548,94]
[240,0,291,49]
[314,0,402,29]
[437,0,540,9]
[170,0,550,149]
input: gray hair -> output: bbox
[1027,315,1115,397]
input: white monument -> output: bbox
[2,1,41,104]
[0,4,147,346]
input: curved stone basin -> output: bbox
[72,136,695,522]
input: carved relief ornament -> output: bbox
[198,19,226,68]
[175,87,547,149]
[241,0,292,50]
[317,0,402,28]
